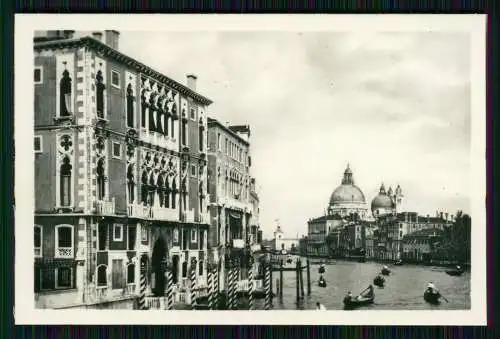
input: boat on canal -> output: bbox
[381,266,391,276]
[394,259,404,266]
[423,288,442,304]
[445,265,464,276]
[343,286,375,310]
[373,275,385,287]
[318,275,327,288]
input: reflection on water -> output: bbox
[252,260,471,310]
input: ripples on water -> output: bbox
[252,260,471,310]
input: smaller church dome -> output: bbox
[371,183,394,211]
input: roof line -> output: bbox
[34,36,213,106]
[207,117,250,146]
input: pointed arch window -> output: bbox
[171,103,177,136]
[181,119,187,146]
[198,122,204,152]
[171,178,177,209]
[156,98,164,135]
[149,173,156,205]
[96,158,106,200]
[127,164,135,204]
[60,156,72,206]
[165,176,171,208]
[149,94,156,132]
[141,89,147,129]
[60,69,72,117]
[141,171,149,205]
[96,70,106,119]
[163,108,169,136]
[181,178,187,211]
[126,84,135,128]
[157,174,165,207]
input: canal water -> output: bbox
[252,260,471,310]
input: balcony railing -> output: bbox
[232,239,245,249]
[95,198,115,215]
[55,246,74,258]
[150,206,178,221]
[128,204,151,219]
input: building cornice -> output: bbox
[34,36,213,106]
[207,117,250,146]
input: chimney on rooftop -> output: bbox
[92,31,103,42]
[186,74,198,91]
[104,30,120,50]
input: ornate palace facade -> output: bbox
[34,30,211,308]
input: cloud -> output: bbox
[117,31,471,239]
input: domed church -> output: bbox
[327,164,368,219]
[371,183,404,218]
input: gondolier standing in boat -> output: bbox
[427,281,438,293]
[345,291,353,302]
[319,263,325,274]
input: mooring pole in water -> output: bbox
[166,269,174,310]
[306,259,311,296]
[139,256,147,310]
[295,259,300,304]
[279,260,284,298]
[207,270,213,310]
[264,261,271,310]
[299,259,305,298]
[190,259,197,310]
[248,267,254,310]
[214,266,220,309]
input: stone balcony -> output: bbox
[139,129,178,150]
[218,196,252,213]
[150,206,178,221]
[95,198,115,215]
[180,209,195,223]
[127,203,151,219]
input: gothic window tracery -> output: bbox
[127,164,135,204]
[96,158,106,200]
[60,66,72,117]
[57,134,74,208]
[60,156,72,206]
[96,70,106,119]
[141,170,149,205]
[126,83,135,128]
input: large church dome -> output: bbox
[329,165,366,205]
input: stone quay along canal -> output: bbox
[250,258,470,310]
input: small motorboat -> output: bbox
[445,269,464,276]
[381,267,391,276]
[318,276,327,288]
[343,286,374,310]
[424,288,441,304]
[394,260,404,266]
[373,275,385,287]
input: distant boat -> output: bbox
[381,267,391,276]
[445,269,464,276]
[394,260,404,266]
[373,275,385,287]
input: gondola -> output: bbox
[445,269,464,276]
[343,287,374,310]
[373,275,385,287]
[318,266,326,274]
[381,267,391,276]
[423,288,441,304]
[318,276,327,288]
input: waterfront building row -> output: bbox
[33,30,261,309]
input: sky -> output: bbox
[110,31,471,239]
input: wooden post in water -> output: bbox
[295,259,300,304]
[299,259,305,298]
[306,259,311,296]
[270,260,274,301]
[279,260,284,298]
[264,261,271,310]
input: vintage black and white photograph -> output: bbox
[16,14,486,325]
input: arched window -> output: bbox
[163,106,169,136]
[149,93,156,132]
[157,175,164,207]
[156,98,164,135]
[127,263,135,284]
[55,224,74,258]
[141,89,147,129]
[181,178,187,211]
[141,171,149,205]
[126,83,135,128]
[198,123,204,152]
[60,156,72,206]
[171,178,177,209]
[149,173,156,205]
[96,70,106,119]
[97,265,107,287]
[164,176,171,208]
[60,69,72,116]
[182,261,188,278]
[181,119,187,146]
[96,158,105,200]
[127,164,135,204]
